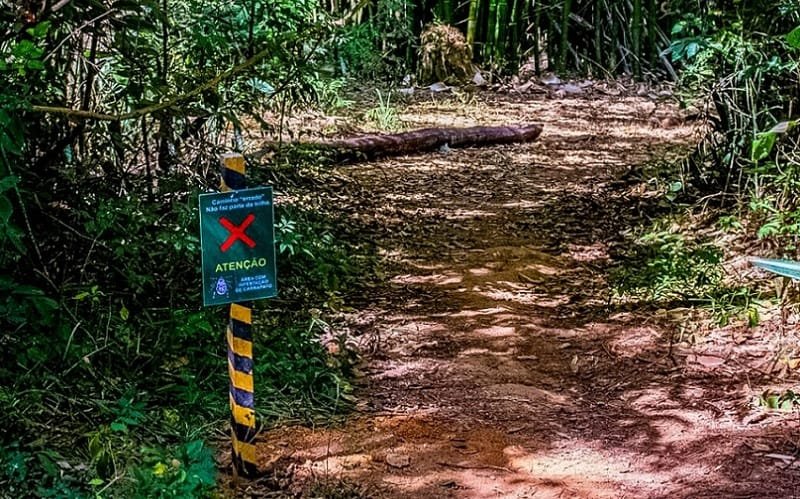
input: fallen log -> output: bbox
[256,124,544,163]
[323,123,543,161]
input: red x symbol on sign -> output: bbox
[219,214,256,252]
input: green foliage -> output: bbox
[0,442,85,498]
[1,444,29,492]
[334,22,388,77]
[126,440,216,498]
[612,228,724,303]
[0,5,382,497]
[330,0,413,79]
[275,202,375,311]
[667,0,800,277]
[109,397,147,434]
[0,22,56,339]
[276,218,315,258]
[612,219,764,328]
[0,159,58,361]
[255,319,356,421]
[757,389,800,411]
[364,90,401,131]
[706,286,761,328]
[717,215,743,233]
[313,77,354,112]
[670,2,800,177]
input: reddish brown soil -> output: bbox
[230,93,800,498]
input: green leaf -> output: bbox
[671,21,686,36]
[88,434,103,460]
[34,453,58,478]
[670,42,685,62]
[756,220,781,239]
[88,478,104,487]
[26,59,45,71]
[751,132,777,162]
[110,421,127,432]
[787,26,800,49]
[0,130,23,156]
[0,176,18,195]
[12,285,45,296]
[5,451,28,482]
[119,416,140,425]
[0,196,12,223]
[29,296,58,321]
[26,21,51,39]
[747,307,759,327]
[120,305,129,321]
[12,40,44,60]
[248,78,275,95]
[184,440,205,461]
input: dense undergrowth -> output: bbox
[0,2,388,496]
[0,156,378,497]
[611,1,800,335]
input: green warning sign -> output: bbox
[199,187,277,306]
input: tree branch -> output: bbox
[51,0,74,13]
[30,44,273,122]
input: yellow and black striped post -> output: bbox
[220,153,258,477]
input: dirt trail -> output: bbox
[247,94,800,498]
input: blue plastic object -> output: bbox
[751,257,800,280]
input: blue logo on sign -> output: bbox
[215,277,229,296]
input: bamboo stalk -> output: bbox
[508,0,525,70]
[466,0,480,49]
[647,0,657,68]
[605,0,617,72]
[557,0,573,73]
[594,0,603,74]
[632,0,642,77]
[486,0,498,63]
[532,1,541,75]
[493,0,508,63]
[475,0,490,59]
[443,0,454,24]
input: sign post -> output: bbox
[199,153,277,478]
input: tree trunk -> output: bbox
[292,124,544,162]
